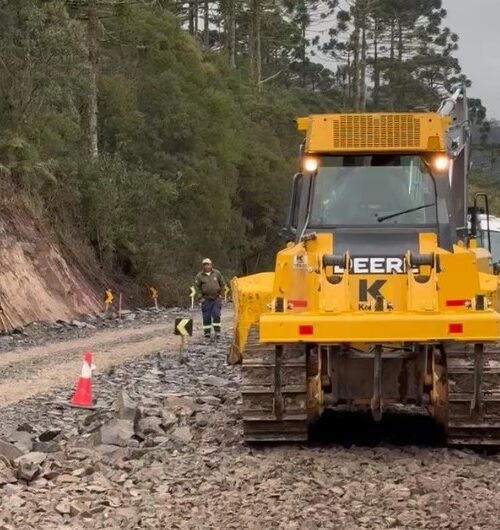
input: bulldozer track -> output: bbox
[239,332,500,445]
[240,326,308,442]
[447,344,500,445]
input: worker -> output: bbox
[194,258,226,339]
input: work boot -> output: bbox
[214,332,220,341]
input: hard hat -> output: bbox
[202,258,212,265]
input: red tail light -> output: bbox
[448,323,463,334]
[298,325,314,336]
[446,300,467,307]
[289,300,307,309]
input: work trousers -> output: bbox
[201,298,222,336]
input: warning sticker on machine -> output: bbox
[292,254,309,270]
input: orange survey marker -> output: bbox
[104,289,113,312]
[149,286,159,310]
[69,352,95,408]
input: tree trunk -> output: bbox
[204,0,209,47]
[347,51,352,105]
[188,2,194,34]
[397,18,404,107]
[390,17,395,61]
[351,18,360,111]
[222,0,236,68]
[340,67,348,110]
[256,0,261,87]
[359,3,368,111]
[373,16,380,108]
[397,19,403,62]
[87,0,98,161]
[301,16,307,88]
[249,0,255,81]
[388,16,396,110]
[228,0,236,68]
[250,0,261,86]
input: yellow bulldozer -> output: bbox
[229,85,500,445]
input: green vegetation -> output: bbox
[0,0,492,302]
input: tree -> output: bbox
[320,0,464,111]
[87,0,99,160]
[0,0,490,305]
[0,0,87,189]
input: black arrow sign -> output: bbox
[175,318,193,336]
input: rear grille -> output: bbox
[332,114,422,150]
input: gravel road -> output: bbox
[0,311,499,529]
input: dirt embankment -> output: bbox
[0,205,101,328]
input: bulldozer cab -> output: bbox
[287,86,485,260]
[287,150,455,258]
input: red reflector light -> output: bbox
[289,300,307,309]
[299,325,314,336]
[446,300,467,307]
[448,323,463,334]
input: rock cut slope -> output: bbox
[0,205,101,328]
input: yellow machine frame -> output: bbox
[232,112,500,358]
[232,96,500,445]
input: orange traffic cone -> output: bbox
[69,351,95,408]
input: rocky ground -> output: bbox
[0,307,195,407]
[0,306,185,353]
[0,312,499,529]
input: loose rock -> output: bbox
[55,501,71,515]
[136,416,164,437]
[113,391,139,422]
[171,426,193,444]
[0,439,24,462]
[6,431,33,453]
[203,375,227,388]
[100,419,134,447]
[161,410,178,430]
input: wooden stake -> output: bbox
[118,292,122,319]
[179,335,185,363]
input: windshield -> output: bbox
[309,155,437,227]
[490,231,500,262]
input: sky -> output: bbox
[443,0,500,119]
